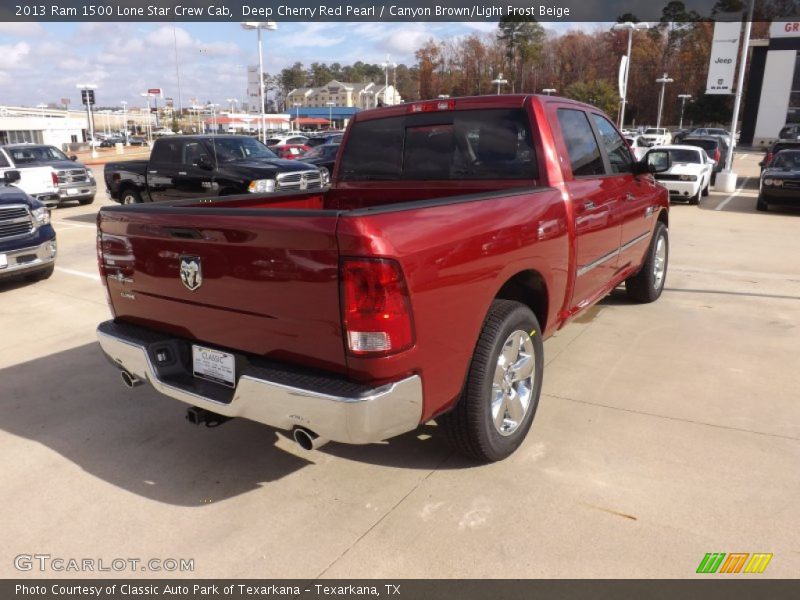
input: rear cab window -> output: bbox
[338,108,537,182]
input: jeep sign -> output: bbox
[706,20,742,95]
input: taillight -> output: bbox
[714,148,721,162]
[341,258,414,356]
[51,171,59,187]
[765,152,773,166]
[408,99,455,113]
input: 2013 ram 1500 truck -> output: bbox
[104,135,325,205]
[96,95,670,462]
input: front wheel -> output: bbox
[756,196,768,212]
[625,221,668,303]
[701,179,709,197]
[438,300,544,462]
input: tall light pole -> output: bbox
[718,0,755,191]
[241,21,277,144]
[140,92,153,144]
[612,21,649,129]
[120,101,128,145]
[226,98,239,113]
[292,102,301,131]
[492,73,508,95]
[655,73,674,129]
[76,83,98,157]
[326,101,335,129]
[677,94,691,130]
[542,88,557,95]
[381,54,396,106]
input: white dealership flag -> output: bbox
[618,55,628,98]
[706,20,742,94]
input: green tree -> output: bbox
[497,16,545,92]
[564,80,619,115]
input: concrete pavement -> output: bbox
[0,155,798,579]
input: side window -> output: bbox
[591,114,634,174]
[556,109,604,177]
[182,141,209,166]
[150,140,181,164]
[0,151,9,168]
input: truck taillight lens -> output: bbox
[408,99,455,113]
[341,258,414,356]
[714,148,721,163]
[51,171,59,187]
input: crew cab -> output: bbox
[104,135,325,205]
[95,95,671,462]
[648,145,714,204]
[0,171,57,282]
[0,146,60,207]
[2,144,96,206]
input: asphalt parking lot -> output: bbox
[1,152,798,579]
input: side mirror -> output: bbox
[69,155,78,161]
[196,155,214,170]
[634,150,671,175]
[3,170,21,184]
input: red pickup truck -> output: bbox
[96,95,670,462]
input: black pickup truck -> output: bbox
[0,171,57,282]
[104,135,325,205]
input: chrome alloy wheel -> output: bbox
[491,330,536,436]
[653,235,666,290]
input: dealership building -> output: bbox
[741,21,800,146]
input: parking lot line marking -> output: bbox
[52,221,97,229]
[55,266,101,281]
[715,177,751,212]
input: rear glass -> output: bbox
[684,139,716,152]
[667,149,701,163]
[338,109,537,181]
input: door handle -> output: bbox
[583,201,596,210]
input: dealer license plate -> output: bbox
[192,345,235,388]
[0,254,7,269]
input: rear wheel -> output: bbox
[438,300,544,462]
[625,222,668,303]
[121,188,141,205]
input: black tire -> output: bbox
[625,221,668,303]
[756,196,768,212]
[689,188,700,205]
[27,264,54,281]
[438,300,544,462]
[78,195,95,206]
[701,179,709,197]
[120,188,141,205]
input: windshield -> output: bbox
[684,139,715,152]
[644,129,665,135]
[8,145,69,163]
[208,137,277,162]
[667,149,701,163]
[771,151,800,169]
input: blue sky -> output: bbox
[0,21,595,109]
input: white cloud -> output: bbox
[0,42,31,68]
[0,22,43,36]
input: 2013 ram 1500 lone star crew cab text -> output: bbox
[95,95,671,462]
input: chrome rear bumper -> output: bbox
[96,320,423,445]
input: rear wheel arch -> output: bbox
[494,269,550,334]
[657,208,668,228]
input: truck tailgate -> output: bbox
[98,209,346,372]
[1,166,57,197]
